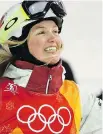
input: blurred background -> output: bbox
[0,0,102,96]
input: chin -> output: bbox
[41,53,61,65]
[48,57,60,65]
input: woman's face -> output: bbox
[27,20,63,65]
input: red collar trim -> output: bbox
[14,60,63,94]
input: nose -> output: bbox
[48,32,56,43]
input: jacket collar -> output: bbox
[3,60,65,94]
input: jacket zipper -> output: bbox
[45,75,52,94]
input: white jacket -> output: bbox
[80,93,102,134]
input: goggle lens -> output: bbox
[29,2,47,15]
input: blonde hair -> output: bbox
[0,30,30,64]
[0,38,27,64]
[0,44,12,64]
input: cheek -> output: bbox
[28,38,44,59]
[28,40,36,52]
[57,36,62,45]
[28,38,38,54]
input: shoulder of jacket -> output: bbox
[0,77,11,87]
[0,78,17,98]
[60,80,79,95]
[60,80,80,107]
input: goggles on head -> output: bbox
[22,0,67,20]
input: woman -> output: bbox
[0,1,102,134]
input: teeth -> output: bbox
[45,47,57,52]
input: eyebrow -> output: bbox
[34,25,58,30]
[35,26,45,29]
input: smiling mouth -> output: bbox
[44,46,57,53]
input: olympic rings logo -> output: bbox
[17,104,72,133]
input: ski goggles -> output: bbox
[22,0,67,20]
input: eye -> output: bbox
[38,31,46,35]
[53,30,59,34]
